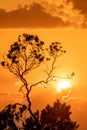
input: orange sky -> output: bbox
[0,1,87,130]
[0,28,87,130]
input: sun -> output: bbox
[57,80,72,93]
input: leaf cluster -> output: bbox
[0,34,66,77]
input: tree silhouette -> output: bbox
[0,34,66,124]
[0,100,79,130]
[39,100,79,130]
[0,104,17,130]
[0,103,27,130]
[24,100,79,130]
[0,34,79,129]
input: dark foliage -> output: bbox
[0,103,27,130]
[23,100,79,130]
[0,100,79,130]
[0,34,66,77]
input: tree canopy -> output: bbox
[1,34,66,76]
[0,100,79,130]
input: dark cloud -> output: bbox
[0,3,69,28]
[68,0,87,15]
[65,0,87,28]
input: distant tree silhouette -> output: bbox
[0,100,79,130]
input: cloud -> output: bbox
[0,2,87,28]
[0,3,69,28]
[37,1,87,28]
[65,0,87,28]
[69,0,87,14]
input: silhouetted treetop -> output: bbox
[0,100,79,130]
[0,103,27,130]
[1,34,66,77]
[38,100,79,130]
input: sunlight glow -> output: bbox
[57,80,71,93]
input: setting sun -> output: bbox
[57,80,72,93]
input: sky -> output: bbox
[0,0,87,130]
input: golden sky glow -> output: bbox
[0,1,87,130]
[57,80,71,93]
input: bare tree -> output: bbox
[0,34,66,125]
